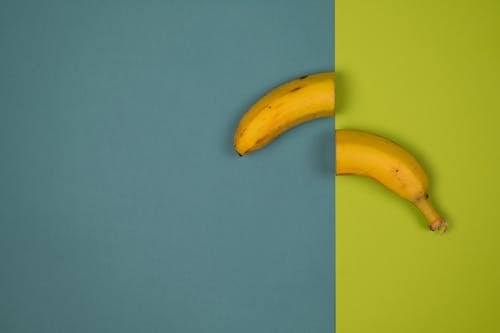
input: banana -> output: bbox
[336,129,447,232]
[232,72,445,232]
[234,71,335,155]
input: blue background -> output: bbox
[0,0,333,332]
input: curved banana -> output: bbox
[234,71,335,155]
[336,129,447,232]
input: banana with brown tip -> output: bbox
[234,71,335,155]
[336,129,447,232]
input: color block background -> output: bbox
[336,1,500,332]
[0,1,333,332]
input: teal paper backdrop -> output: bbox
[0,1,333,332]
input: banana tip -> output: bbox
[430,219,448,234]
[234,146,248,156]
[233,145,244,156]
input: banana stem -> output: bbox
[414,197,448,233]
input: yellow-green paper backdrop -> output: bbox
[336,0,500,332]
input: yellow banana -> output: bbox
[232,72,445,232]
[336,129,447,232]
[234,71,335,155]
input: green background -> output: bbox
[0,0,333,332]
[336,0,500,332]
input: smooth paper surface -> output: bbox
[0,1,333,332]
[336,1,500,332]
